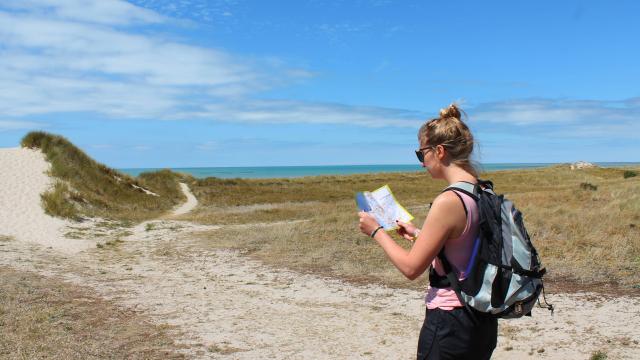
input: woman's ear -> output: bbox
[436,144,446,160]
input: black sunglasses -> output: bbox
[415,146,434,163]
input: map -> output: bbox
[355,185,413,230]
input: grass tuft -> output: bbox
[580,182,598,191]
[590,350,608,360]
[0,235,14,242]
[41,181,80,220]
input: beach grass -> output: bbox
[183,164,640,288]
[21,131,186,221]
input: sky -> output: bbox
[0,0,639,168]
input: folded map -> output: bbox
[355,185,413,230]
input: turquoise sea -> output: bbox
[118,162,640,179]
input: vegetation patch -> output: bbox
[186,165,640,288]
[0,266,184,359]
[41,181,81,220]
[580,182,598,191]
[624,170,637,179]
[21,131,186,221]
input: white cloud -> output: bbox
[0,0,427,129]
[0,120,45,131]
[0,1,300,119]
[3,0,164,25]
[469,98,640,139]
[189,99,428,128]
[471,98,634,125]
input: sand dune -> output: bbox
[0,147,94,253]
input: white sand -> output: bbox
[1,147,639,359]
[0,147,94,253]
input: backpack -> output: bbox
[429,179,553,319]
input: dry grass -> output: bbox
[21,131,185,221]
[0,266,185,359]
[192,200,427,289]
[185,164,640,288]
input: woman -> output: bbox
[358,104,497,359]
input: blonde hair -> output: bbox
[418,104,478,177]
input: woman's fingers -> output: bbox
[358,211,380,235]
[396,220,412,229]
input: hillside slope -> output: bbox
[20,131,188,221]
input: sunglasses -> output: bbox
[415,146,434,163]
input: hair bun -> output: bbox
[439,104,461,120]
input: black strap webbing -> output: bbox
[437,251,481,325]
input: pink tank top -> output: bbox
[425,190,479,310]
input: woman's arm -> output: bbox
[359,191,465,280]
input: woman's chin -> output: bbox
[426,168,440,179]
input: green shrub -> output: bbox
[624,170,637,179]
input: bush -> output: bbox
[623,170,637,179]
[580,182,598,191]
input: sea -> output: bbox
[117,162,640,179]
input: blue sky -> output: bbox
[0,0,638,167]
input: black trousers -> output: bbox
[417,307,497,360]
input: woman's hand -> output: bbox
[358,211,381,237]
[396,220,418,242]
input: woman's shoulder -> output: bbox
[431,190,466,214]
[433,190,462,205]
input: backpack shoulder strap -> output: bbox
[443,181,479,201]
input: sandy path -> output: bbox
[1,147,639,359]
[172,182,198,216]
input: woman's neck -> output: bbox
[442,164,476,185]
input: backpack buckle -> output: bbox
[514,301,523,316]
